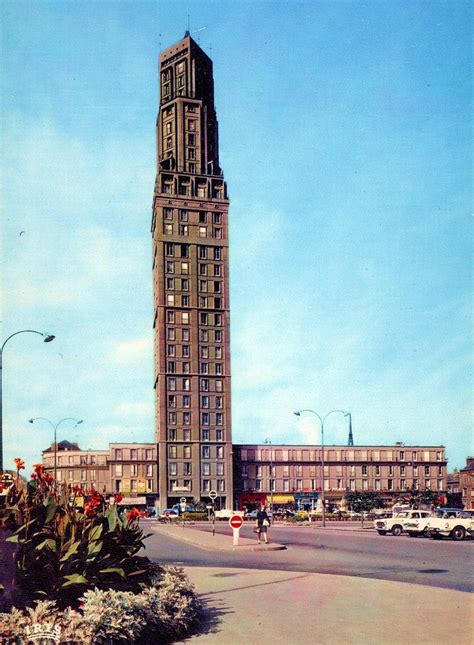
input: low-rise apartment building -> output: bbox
[42,441,159,509]
[459,457,474,510]
[233,443,447,510]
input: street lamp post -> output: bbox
[264,438,274,517]
[29,417,83,482]
[0,330,55,471]
[294,409,350,527]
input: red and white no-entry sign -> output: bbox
[229,515,244,529]
[229,514,244,546]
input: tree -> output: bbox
[393,488,439,509]
[344,491,384,526]
[344,491,384,514]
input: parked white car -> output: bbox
[426,510,474,541]
[403,508,470,539]
[374,510,431,536]
[214,509,244,520]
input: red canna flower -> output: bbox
[13,458,25,471]
[33,464,44,475]
[127,507,140,521]
[115,493,123,503]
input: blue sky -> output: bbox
[1,0,471,472]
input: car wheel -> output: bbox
[432,533,443,540]
[391,525,403,536]
[377,530,387,535]
[450,526,466,541]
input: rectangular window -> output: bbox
[182,328,190,341]
[166,261,174,273]
[164,223,173,235]
[217,479,225,492]
[202,429,210,441]
[182,345,190,358]
[179,209,188,221]
[169,411,177,424]
[201,395,209,408]
[216,446,224,459]
[164,207,173,220]
[168,429,177,441]
[146,464,153,477]
[131,464,138,477]
[201,378,209,391]
[202,412,210,425]
[169,463,177,475]
[349,479,355,491]
[115,464,123,476]
[202,479,211,492]
[199,211,207,223]
[115,449,122,460]
[216,429,223,441]
[179,224,188,236]
[216,413,223,425]
[213,213,222,225]
[168,377,176,390]
[168,394,176,407]
[167,311,175,323]
[388,479,393,490]
[181,312,189,324]
[202,463,210,476]
[183,462,191,475]
[183,412,191,425]
[425,466,430,476]
[215,380,223,393]
[183,394,191,408]
[362,465,367,476]
[215,363,223,375]
[202,446,210,458]
[168,446,177,458]
[216,396,223,409]
[362,479,368,490]
[183,429,191,441]
[214,265,221,276]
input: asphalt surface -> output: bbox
[143,521,473,593]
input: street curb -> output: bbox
[148,525,286,552]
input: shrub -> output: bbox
[0,566,201,644]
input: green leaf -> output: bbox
[62,574,88,587]
[89,524,103,542]
[60,540,81,561]
[36,539,57,552]
[6,535,18,543]
[106,507,117,532]
[87,540,103,555]
[99,567,125,578]
[44,496,58,523]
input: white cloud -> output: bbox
[109,335,153,365]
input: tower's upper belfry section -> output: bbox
[157,32,221,177]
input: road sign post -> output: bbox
[209,490,217,536]
[229,514,244,546]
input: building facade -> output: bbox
[42,441,159,509]
[233,443,448,510]
[459,457,474,510]
[152,33,233,509]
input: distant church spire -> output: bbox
[347,413,354,446]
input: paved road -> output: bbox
[143,522,473,593]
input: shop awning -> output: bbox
[271,495,294,503]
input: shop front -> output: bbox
[238,492,267,512]
[293,491,321,512]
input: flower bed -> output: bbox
[0,459,201,643]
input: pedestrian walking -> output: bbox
[256,505,271,544]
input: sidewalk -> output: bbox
[149,525,473,644]
[182,566,472,644]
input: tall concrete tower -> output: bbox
[152,33,233,510]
